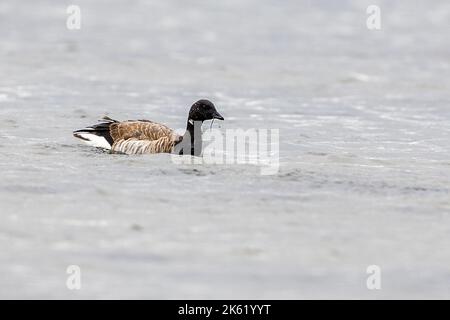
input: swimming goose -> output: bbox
[73,99,224,156]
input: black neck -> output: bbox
[182,119,202,156]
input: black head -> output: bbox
[188,99,224,122]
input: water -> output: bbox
[0,0,449,298]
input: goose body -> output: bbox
[73,99,224,156]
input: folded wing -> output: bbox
[109,120,181,154]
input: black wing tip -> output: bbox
[73,128,94,134]
[73,116,117,145]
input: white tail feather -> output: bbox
[74,133,111,150]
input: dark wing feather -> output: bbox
[73,117,118,145]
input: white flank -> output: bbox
[76,133,111,150]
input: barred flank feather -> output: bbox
[112,137,175,154]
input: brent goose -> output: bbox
[73,99,224,156]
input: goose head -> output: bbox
[188,99,224,123]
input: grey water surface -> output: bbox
[0,0,449,298]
